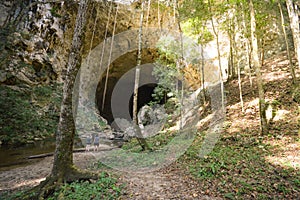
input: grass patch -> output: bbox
[98,129,195,171]
[49,173,123,200]
[1,172,123,200]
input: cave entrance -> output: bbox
[128,83,158,119]
[95,49,160,125]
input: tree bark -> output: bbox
[241,2,253,87]
[249,0,268,135]
[51,0,89,178]
[200,43,206,103]
[278,1,296,83]
[209,0,225,112]
[237,60,244,112]
[133,2,150,150]
[20,1,99,199]
[286,0,300,69]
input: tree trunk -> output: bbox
[102,4,119,111]
[278,1,296,83]
[20,1,99,199]
[249,0,268,135]
[228,32,234,79]
[200,43,206,103]
[286,0,300,69]
[133,2,150,150]
[209,0,225,112]
[260,36,265,67]
[241,2,253,86]
[237,60,244,112]
[228,18,236,80]
[51,0,90,178]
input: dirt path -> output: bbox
[117,167,220,199]
[0,153,94,193]
[0,153,220,199]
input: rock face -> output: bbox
[0,0,178,145]
[0,2,66,85]
[0,1,150,85]
[138,104,167,127]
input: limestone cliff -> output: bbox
[0,0,174,145]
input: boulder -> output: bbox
[138,104,167,127]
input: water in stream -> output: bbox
[0,139,56,171]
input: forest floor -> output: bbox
[0,153,220,199]
[0,52,299,199]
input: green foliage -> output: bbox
[1,173,122,200]
[0,190,36,200]
[0,84,62,145]
[47,172,122,200]
[49,6,62,18]
[150,0,171,12]
[122,130,176,153]
[181,18,214,45]
[152,38,179,103]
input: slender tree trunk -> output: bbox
[200,43,206,103]
[232,21,238,80]
[209,1,225,112]
[158,0,161,31]
[228,19,236,80]
[246,40,253,87]
[228,32,233,79]
[249,0,268,135]
[286,0,300,69]
[146,0,151,27]
[102,5,119,111]
[241,3,253,86]
[133,2,150,150]
[278,1,296,83]
[260,36,265,67]
[176,0,186,130]
[237,60,244,112]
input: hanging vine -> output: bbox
[101,1,119,111]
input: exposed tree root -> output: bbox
[18,166,99,200]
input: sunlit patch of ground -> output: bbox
[265,140,300,169]
[207,51,300,198]
[225,51,300,166]
[0,153,95,194]
[225,97,260,136]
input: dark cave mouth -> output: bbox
[128,83,165,119]
[97,83,165,125]
[95,48,162,125]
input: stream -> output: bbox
[0,139,57,171]
[0,137,124,171]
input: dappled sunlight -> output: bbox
[196,113,214,130]
[247,98,259,108]
[9,177,46,191]
[263,70,290,82]
[265,141,300,170]
[225,98,260,135]
[273,109,290,121]
[266,103,291,122]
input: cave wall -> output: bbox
[0,0,176,85]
